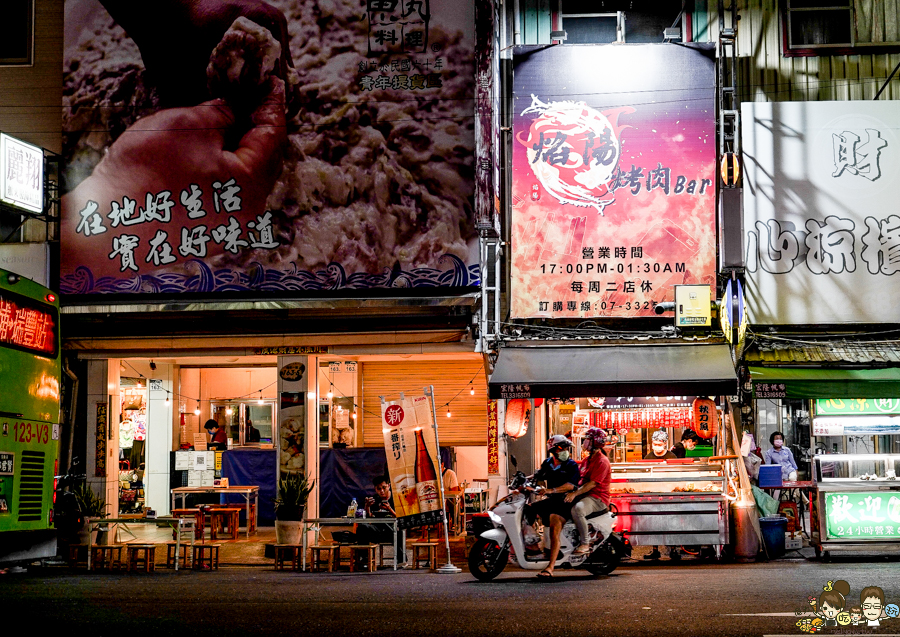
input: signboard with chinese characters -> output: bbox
[743,102,900,324]
[815,398,900,416]
[753,382,787,399]
[813,416,900,437]
[381,394,445,529]
[0,133,44,215]
[510,44,717,319]
[60,1,476,296]
[487,400,499,475]
[825,492,900,540]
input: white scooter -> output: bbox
[468,470,631,581]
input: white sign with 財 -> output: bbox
[742,102,900,324]
[0,133,43,214]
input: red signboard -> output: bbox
[510,44,716,318]
[487,400,499,475]
[0,292,57,357]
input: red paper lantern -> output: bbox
[505,399,530,439]
[691,398,719,439]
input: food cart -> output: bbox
[610,461,729,557]
[813,453,900,559]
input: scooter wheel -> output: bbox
[584,542,620,576]
[468,538,509,581]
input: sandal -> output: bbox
[573,544,592,555]
[537,569,553,579]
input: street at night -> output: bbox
[7,557,900,637]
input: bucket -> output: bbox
[759,516,787,558]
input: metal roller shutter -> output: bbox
[361,359,488,446]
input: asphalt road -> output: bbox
[6,557,900,637]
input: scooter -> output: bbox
[468,470,631,581]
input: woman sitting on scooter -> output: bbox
[565,427,612,555]
[525,434,580,579]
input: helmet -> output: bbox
[582,427,608,451]
[547,434,572,453]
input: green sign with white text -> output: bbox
[815,398,900,416]
[825,491,900,539]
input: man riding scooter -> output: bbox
[523,434,580,579]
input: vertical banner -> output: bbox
[487,400,500,475]
[95,401,108,477]
[382,394,445,529]
[277,356,307,476]
[510,44,716,318]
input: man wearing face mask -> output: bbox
[765,431,798,481]
[526,435,580,579]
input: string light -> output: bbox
[446,403,452,418]
[225,406,233,416]
[258,391,264,405]
[194,401,201,416]
[469,382,475,396]
[327,383,334,400]
[164,391,171,406]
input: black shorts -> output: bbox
[528,496,573,525]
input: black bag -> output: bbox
[332,531,357,544]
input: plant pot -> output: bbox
[77,517,99,546]
[275,520,302,545]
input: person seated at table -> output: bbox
[204,419,228,450]
[356,475,405,564]
[764,431,798,482]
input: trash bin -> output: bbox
[731,501,760,562]
[759,516,787,558]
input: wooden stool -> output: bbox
[192,544,221,570]
[306,545,337,572]
[377,542,398,568]
[409,542,438,569]
[209,508,241,540]
[68,543,89,569]
[126,544,156,572]
[165,542,191,569]
[274,544,301,571]
[346,544,377,572]
[90,545,124,570]
[209,503,256,534]
[172,509,205,540]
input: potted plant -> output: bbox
[274,472,314,545]
[73,483,108,545]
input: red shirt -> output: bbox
[580,451,611,505]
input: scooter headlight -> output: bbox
[487,510,502,524]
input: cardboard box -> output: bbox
[785,537,802,550]
[759,465,783,487]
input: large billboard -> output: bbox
[61,0,476,295]
[743,102,900,324]
[510,44,716,319]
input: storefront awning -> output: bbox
[749,366,900,399]
[488,344,737,399]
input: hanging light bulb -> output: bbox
[446,403,452,418]
[225,406,233,416]
[470,382,475,396]
[164,391,171,406]
[352,411,357,420]
[258,391,264,405]
[327,383,334,400]
[194,401,201,416]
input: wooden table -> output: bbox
[86,517,194,571]
[301,517,404,571]
[170,486,259,538]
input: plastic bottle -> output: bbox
[347,497,358,518]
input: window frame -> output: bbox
[782,0,900,57]
[0,0,34,67]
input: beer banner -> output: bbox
[381,394,445,530]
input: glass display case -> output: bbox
[813,454,900,555]
[609,461,729,553]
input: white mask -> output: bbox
[774,439,783,448]
[557,451,570,462]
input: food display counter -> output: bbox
[610,461,729,555]
[813,453,900,558]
